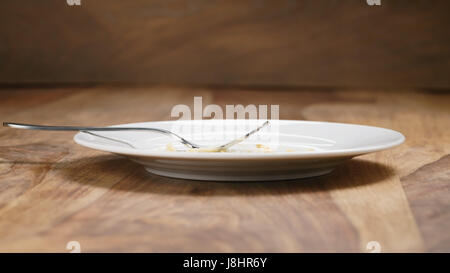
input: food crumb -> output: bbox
[256,144,273,152]
[166,143,176,151]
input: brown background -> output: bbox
[1,0,450,88]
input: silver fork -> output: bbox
[3,121,270,151]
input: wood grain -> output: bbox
[401,155,450,252]
[1,0,450,88]
[0,85,449,252]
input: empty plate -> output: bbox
[74,119,404,181]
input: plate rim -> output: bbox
[73,119,405,160]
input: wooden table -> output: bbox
[0,85,448,252]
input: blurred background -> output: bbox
[1,0,449,89]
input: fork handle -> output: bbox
[3,122,168,132]
[3,122,199,149]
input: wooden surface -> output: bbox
[0,85,449,252]
[1,0,450,88]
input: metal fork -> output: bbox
[3,121,270,151]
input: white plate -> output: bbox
[74,119,404,181]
